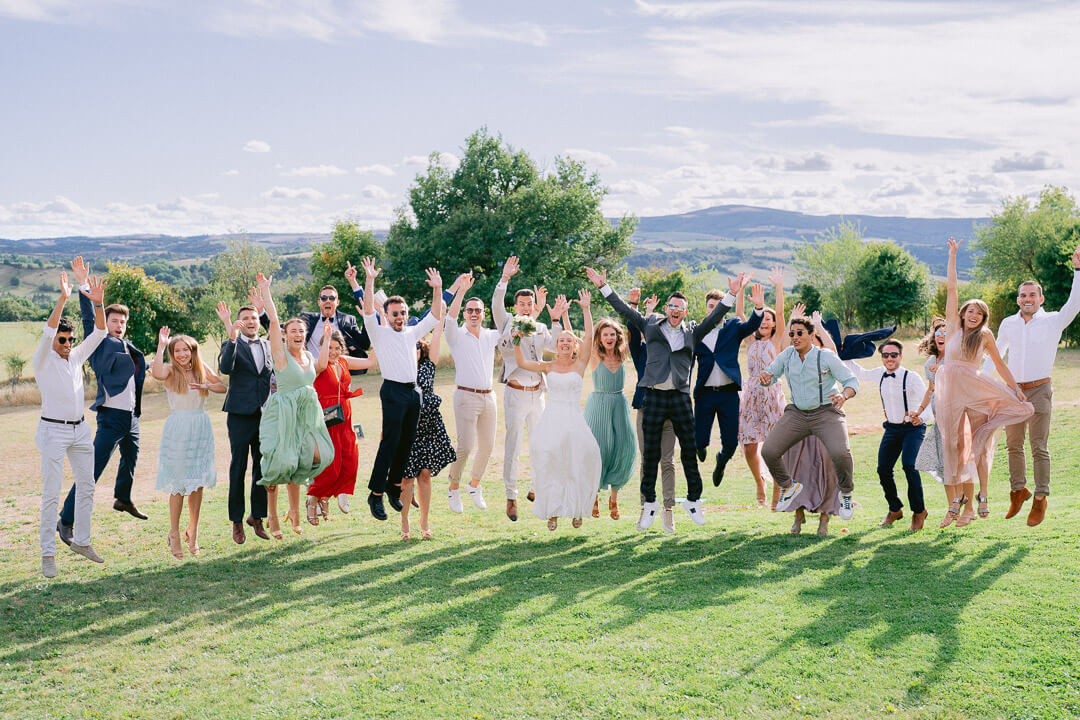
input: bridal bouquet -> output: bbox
[511,315,538,346]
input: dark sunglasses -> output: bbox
[388,310,407,318]
[55,336,72,345]
[881,352,900,359]
[320,295,337,302]
[464,308,484,314]
[788,330,807,338]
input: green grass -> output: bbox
[1,349,1079,719]
[0,320,43,381]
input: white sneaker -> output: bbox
[337,494,350,514]
[837,492,854,520]
[637,501,660,531]
[661,507,675,533]
[42,556,57,578]
[70,544,104,563]
[448,488,464,514]
[466,485,487,510]
[682,499,706,526]
[775,482,804,512]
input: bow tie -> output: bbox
[882,372,896,378]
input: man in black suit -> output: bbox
[261,282,370,369]
[217,299,274,543]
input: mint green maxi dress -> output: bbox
[258,350,335,486]
[584,363,637,491]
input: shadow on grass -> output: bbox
[0,527,1026,702]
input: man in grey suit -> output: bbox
[587,267,748,531]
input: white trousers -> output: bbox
[502,386,545,500]
[447,388,498,487]
[36,420,94,556]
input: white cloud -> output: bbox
[281,164,349,177]
[783,153,832,172]
[991,151,1063,173]
[610,180,661,198]
[360,184,392,200]
[260,186,325,200]
[243,139,271,153]
[355,164,395,176]
[222,169,241,176]
[563,148,616,168]
[402,155,430,166]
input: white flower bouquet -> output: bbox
[511,315,538,346]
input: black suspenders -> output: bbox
[878,369,908,420]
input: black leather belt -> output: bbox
[41,416,84,425]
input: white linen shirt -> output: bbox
[364,311,438,384]
[33,324,107,422]
[701,326,734,387]
[444,317,501,390]
[844,360,932,425]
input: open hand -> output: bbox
[70,256,89,284]
[790,302,806,320]
[947,236,962,255]
[82,275,106,305]
[575,288,591,309]
[828,391,848,409]
[767,266,784,287]
[534,285,548,312]
[158,326,171,347]
[246,286,265,313]
[1072,244,1080,269]
[255,272,272,289]
[585,267,606,288]
[457,272,475,293]
[425,267,443,288]
[344,262,358,285]
[502,256,520,282]
[750,282,765,309]
[644,294,659,315]
[216,301,232,327]
[627,287,641,305]
[360,257,380,279]
[59,271,73,299]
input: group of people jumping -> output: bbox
[33,237,1080,578]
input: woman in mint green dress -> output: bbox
[254,273,335,538]
[584,317,637,520]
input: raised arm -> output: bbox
[946,237,961,327]
[1054,245,1080,330]
[587,266,645,331]
[512,333,548,374]
[770,266,786,352]
[426,267,444,320]
[315,319,333,374]
[256,273,287,371]
[692,273,746,342]
[812,310,838,353]
[447,272,473,322]
[492,255,517,331]
[35,272,75,370]
[360,257,379,317]
[151,326,173,381]
[736,283,766,339]
[735,284,746,322]
[575,289,593,373]
[782,302,806,351]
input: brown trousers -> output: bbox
[636,410,676,507]
[1005,380,1053,497]
[761,404,855,494]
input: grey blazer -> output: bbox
[602,287,733,394]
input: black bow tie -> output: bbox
[882,372,896,378]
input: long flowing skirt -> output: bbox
[584,391,637,491]
[530,401,602,519]
[259,386,335,486]
[779,437,840,515]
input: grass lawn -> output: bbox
[0,321,42,381]
[1,346,1078,719]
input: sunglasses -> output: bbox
[666,304,687,312]
[320,295,337,302]
[464,308,484,314]
[881,352,900,359]
[388,310,407,318]
[934,330,945,338]
[55,336,72,345]
[788,330,808,338]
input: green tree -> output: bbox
[210,238,281,305]
[851,242,931,328]
[103,262,196,354]
[308,221,381,316]
[792,221,867,326]
[792,283,822,314]
[0,293,45,322]
[384,128,636,309]
[4,352,26,389]
[633,267,685,306]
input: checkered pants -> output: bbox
[640,389,702,503]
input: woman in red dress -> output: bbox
[307,323,376,524]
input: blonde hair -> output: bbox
[918,317,947,357]
[957,299,990,361]
[556,329,581,360]
[592,318,627,363]
[164,335,209,396]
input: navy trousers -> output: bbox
[878,422,926,514]
[60,407,139,526]
[227,412,268,522]
[694,386,740,467]
[369,380,421,499]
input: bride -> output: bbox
[513,289,601,530]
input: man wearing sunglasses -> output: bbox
[759,317,860,520]
[262,280,370,373]
[843,340,933,531]
[34,271,108,577]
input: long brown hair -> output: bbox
[918,317,946,357]
[754,308,777,340]
[164,335,209,396]
[592,318,627,363]
[957,299,990,361]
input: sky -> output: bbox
[1,0,1078,239]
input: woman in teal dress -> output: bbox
[584,317,637,520]
[254,272,335,538]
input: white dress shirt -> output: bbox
[241,333,265,371]
[701,327,733,387]
[984,269,1080,382]
[444,317,501,390]
[844,360,932,425]
[364,311,438,384]
[33,324,107,422]
[306,315,338,357]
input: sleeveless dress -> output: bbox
[584,362,636,492]
[258,350,335,486]
[530,371,602,520]
[914,357,946,483]
[403,358,456,478]
[155,387,217,496]
[739,338,785,444]
[308,357,362,498]
[935,329,1033,486]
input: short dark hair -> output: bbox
[104,303,129,320]
[237,305,258,317]
[704,289,723,303]
[57,318,75,334]
[320,285,338,296]
[514,289,535,303]
[789,317,815,334]
[383,296,407,312]
[465,297,484,307]
[879,339,903,354]
[668,291,687,303]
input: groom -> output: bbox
[587,266,748,530]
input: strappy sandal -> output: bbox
[306,497,319,526]
[976,494,990,519]
[940,493,967,529]
[267,514,283,540]
[790,509,804,535]
[318,498,330,520]
[167,532,184,559]
[182,527,200,557]
[817,515,829,536]
[955,511,976,527]
[547,517,558,531]
[401,531,411,541]
[572,517,583,529]
[421,528,432,540]
[609,497,620,520]
[592,497,600,518]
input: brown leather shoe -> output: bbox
[526,492,535,502]
[1027,495,1047,526]
[910,510,927,532]
[247,516,270,540]
[1005,488,1032,519]
[879,510,903,527]
[232,521,246,544]
[506,499,518,522]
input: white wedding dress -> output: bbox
[530,370,602,520]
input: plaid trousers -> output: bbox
[640,388,702,503]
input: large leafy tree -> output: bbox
[851,242,931,328]
[308,221,381,316]
[103,262,196,354]
[384,129,636,310]
[792,221,867,326]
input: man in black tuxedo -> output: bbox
[217,299,274,544]
[261,283,369,369]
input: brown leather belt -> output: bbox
[457,385,492,394]
[1017,378,1051,390]
[507,380,541,392]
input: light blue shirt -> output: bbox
[764,345,859,411]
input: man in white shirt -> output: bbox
[360,257,444,521]
[987,245,1080,526]
[34,272,108,578]
[442,272,504,516]
[844,340,933,532]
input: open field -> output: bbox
[0,347,1078,719]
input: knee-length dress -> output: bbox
[308,356,362,498]
[156,388,217,496]
[259,350,334,486]
[584,363,636,492]
[739,338,785,445]
[914,357,946,483]
[403,358,456,478]
[531,371,602,520]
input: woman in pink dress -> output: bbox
[937,237,1033,527]
[738,267,786,507]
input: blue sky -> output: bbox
[1,0,1078,238]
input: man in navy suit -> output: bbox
[693,283,765,487]
[58,256,148,546]
[217,297,274,544]
[261,279,370,370]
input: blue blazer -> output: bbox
[692,311,763,397]
[80,291,146,415]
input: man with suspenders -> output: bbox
[844,339,933,531]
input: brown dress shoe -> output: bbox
[879,510,903,527]
[247,516,270,540]
[232,521,246,545]
[506,499,518,522]
[1027,496,1047,526]
[909,510,927,532]
[1005,488,1032,519]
